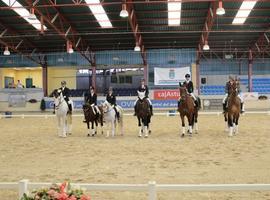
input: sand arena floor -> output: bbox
[0,113,270,200]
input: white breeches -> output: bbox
[134,98,152,106]
[91,104,100,115]
[189,93,196,101]
[223,93,244,104]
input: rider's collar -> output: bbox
[185,79,190,83]
[62,86,65,90]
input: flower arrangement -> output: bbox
[20,182,91,200]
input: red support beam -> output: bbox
[196,2,217,94]
[24,0,95,65]
[126,0,147,67]
[250,26,270,58]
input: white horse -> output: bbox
[102,101,124,137]
[53,90,73,137]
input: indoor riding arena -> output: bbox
[0,0,270,200]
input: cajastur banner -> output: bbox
[153,89,180,100]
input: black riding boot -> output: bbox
[223,103,226,114]
[240,103,245,113]
[53,104,55,114]
[68,103,72,114]
[150,105,153,116]
[114,107,120,121]
[194,100,199,108]
[134,105,137,116]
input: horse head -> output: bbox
[53,89,64,108]
[138,91,146,101]
[229,81,238,96]
[102,100,111,113]
[179,86,188,100]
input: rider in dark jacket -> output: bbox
[106,87,120,121]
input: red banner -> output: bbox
[153,89,180,100]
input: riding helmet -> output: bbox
[185,74,191,78]
[61,80,66,85]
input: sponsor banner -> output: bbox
[153,89,180,100]
[45,99,178,109]
[154,67,190,85]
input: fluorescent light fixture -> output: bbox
[1,0,47,31]
[168,0,181,26]
[3,46,10,56]
[120,4,128,18]
[85,0,113,28]
[216,1,225,15]
[232,1,257,24]
[203,41,210,51]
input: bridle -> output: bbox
[54,92,64,109]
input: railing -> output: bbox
[0,111,270,119]
[1,180,270,200]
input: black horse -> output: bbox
[135,91,152,138]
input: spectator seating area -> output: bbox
[69,88,137,97]
[200,78,270,95]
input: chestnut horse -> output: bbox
[177,86,198,137]
[224,81,241,136]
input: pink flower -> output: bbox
[47,189,56,197]
[80,194,91,200]
[59,182,67,193]
[57,192,68,200]
[68,195,77,200]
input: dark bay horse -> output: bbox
[224,81,241,136]
[135,91,152,138]
[83,104,104,137]
[177,86,198,137]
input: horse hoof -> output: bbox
[95,131,97,135]
[138,135,142,138]
[189,134,192,137]
[87,134,90,137]
[68,133,72,135]
[91,134,95,137]
[149,130,152,134]
[144,135,148,138]
[181,134,185,138]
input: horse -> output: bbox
[135,91,152,138]
[52,89,73,138]
[177,86,198,137]
[102,101,124,137]
[224,81,241,137]
[83,104,103,137]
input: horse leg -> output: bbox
[57,116,61,137]
[137,117,142,137]
[180,115,185,137]
[95,120,98,135]
[148,116,152,134]
[228,115,233,137]
[120,114,124,136]
[144,119,149,138]
[61,116,66,137]
[87,121,90,137]
[67,114,72,135]
[234,114,240,135]
[188,115,193,136]
[91,121,95,136]
[112,121,115,137]
[193,112,198,134]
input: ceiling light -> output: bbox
[203,41,210,51]
[232,1,257,24]
[28,8,37,20]
[168,0,181,26]
[216,1,225,15]
[120,4,128,18]
[3,46,10,56]
[134,42,141,52]
[85,0,113,28]
[0,0,47,31]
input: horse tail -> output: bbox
[197,97,201,110]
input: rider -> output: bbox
[134,78,153,116]
[222,75,245,113]
[178,74,199,108]
[84,86,101,116]
[106,87,120,121]
[58,80,72,114]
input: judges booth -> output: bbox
[0,88,44,112]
